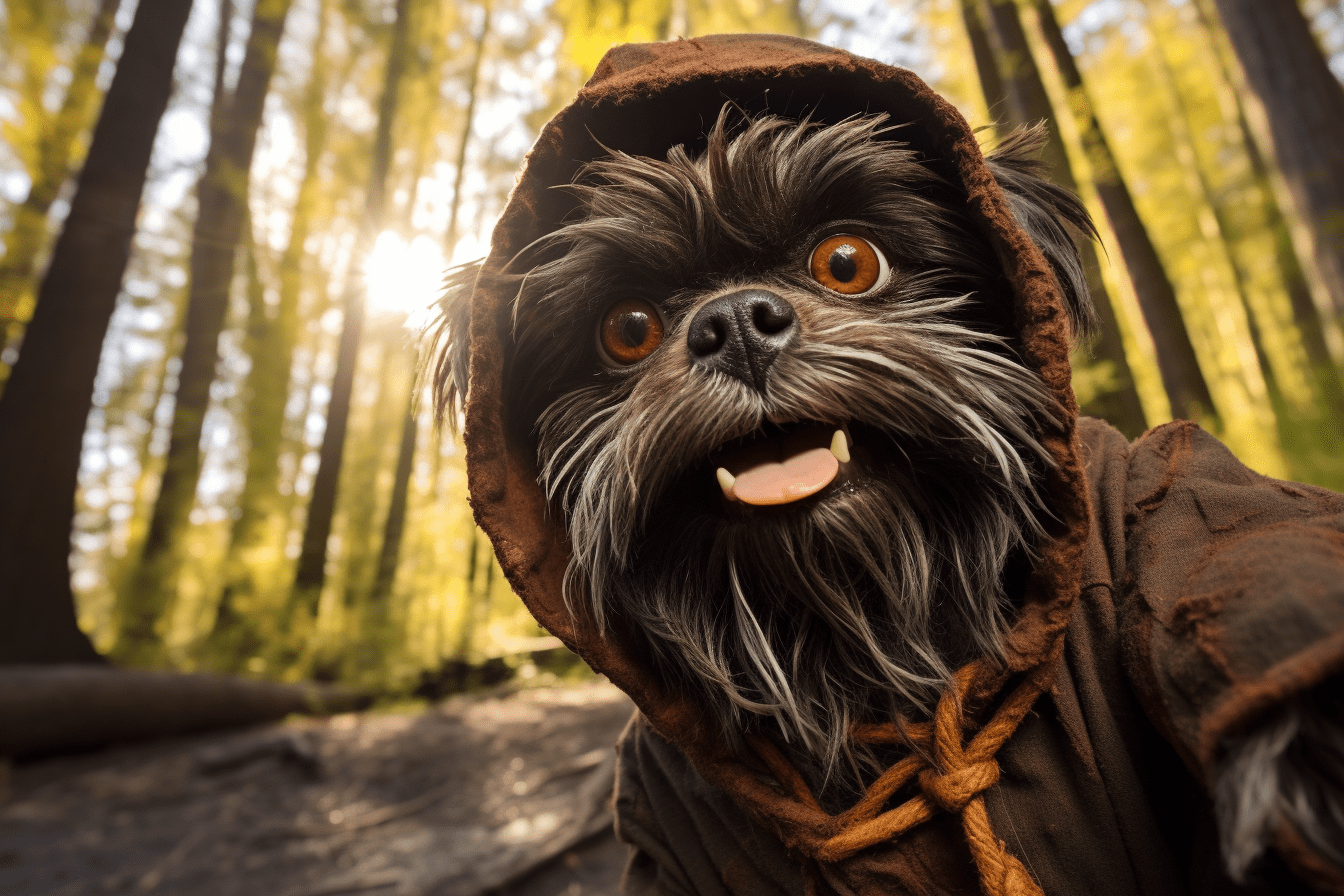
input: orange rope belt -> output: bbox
[735,659,1055,896]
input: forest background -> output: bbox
[1,0,1343,697]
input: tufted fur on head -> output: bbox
[429,108,1096,792]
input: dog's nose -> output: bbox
[686,289,797,390]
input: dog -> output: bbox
[431,36,1343,894]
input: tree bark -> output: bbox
[0,0,122,388]
[117,0,296,665]
[1192,0,1344,419]
[290,0,413,618]
[977,0,1147,435]
[1033,0,1217,424]
[1211,0,1344,317]
[0,0,195,665]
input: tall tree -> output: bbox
[116,0,296,664]
[444,0,493,255]
[1191,0,1344,418]
[1031,0,1217,424]
[0,0,196,664]
[371,376,419,605]
[977,0,1147,435]
[1211,0,1344,316]
[288,0,414,632]
[0,0,123,387]
[1143,4,1284,422]
[206,0,332,672]
[960,0,1009,132]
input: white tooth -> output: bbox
[830,429,850,463]
[716,467,738,501]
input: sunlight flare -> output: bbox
[365,231,446,322]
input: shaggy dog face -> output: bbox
[437,108,1096,785]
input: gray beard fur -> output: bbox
[477,110,1083,788]
[536,297,1059,784]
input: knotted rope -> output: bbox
[718,656,1058,896]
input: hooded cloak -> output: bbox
[448,34,1344,896]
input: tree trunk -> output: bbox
[960,0,1009,133]
[337,333,401,609]
[371,378,419,604]
[1211,0,1344,316]
[453,528,482,660]
[1191,0,1344,419]
[207,0,331,671]
[289,0,413,619]
[117,0,296,665]
[0,0,196,665]
[977,0,1147,435]
[0,0,122,389]
[1033,0,1217,424]
[0,666,367,757]
[445,0,493,255]
[1144,4,1285,421]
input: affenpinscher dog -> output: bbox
[433,35,1342,895]
[502,110,1079,782]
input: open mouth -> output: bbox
[711,423,853,506]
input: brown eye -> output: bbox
[598,299,664,366]
[808,234,890,295]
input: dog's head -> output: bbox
[433,107,1095,783]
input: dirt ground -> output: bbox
[0,681,636,896]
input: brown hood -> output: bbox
[456,32,1091,871]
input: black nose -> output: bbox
[686,289,797,391]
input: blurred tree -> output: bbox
[288,0,414,643]
[206,0,334,673]
[0,0,122,389]
[368,0,494,613]
[1191,0,1344,420]
[337,332,402,606]
[445,0,492,255]
[973,0,1146,436]
[1032,0,1216,424]
[1143,3,1286,424]
[960,0,1009,131]
[0,0,195,664]
[1211,0,1344,317]
[116,0,297,666]
[371,374,420,606]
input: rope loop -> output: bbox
[917,760,1000,812]
[721,654,1061,896]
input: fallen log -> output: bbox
[0,665,370,757]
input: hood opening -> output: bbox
[447,35,1094,878]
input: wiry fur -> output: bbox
[430,105,1344,874]
[434,109,1090,787]
[1217,688,1344,882]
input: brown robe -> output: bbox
[451,33,1344,896]
[614,417,1344,894]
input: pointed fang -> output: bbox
[830,430,850,464]
[716,467,738,501]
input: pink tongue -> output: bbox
[733,447,839,506]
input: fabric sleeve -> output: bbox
[1119,420,1344,777]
